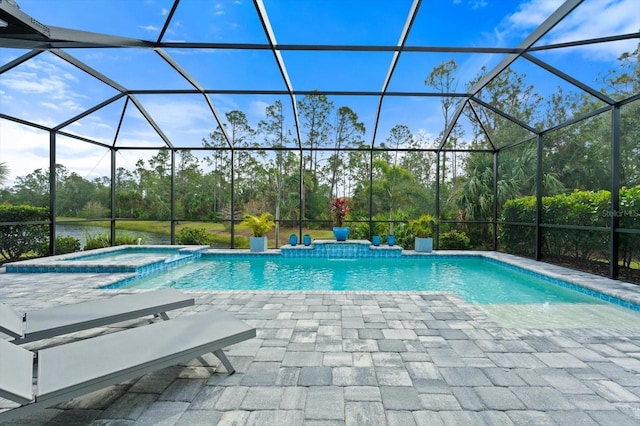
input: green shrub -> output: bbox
[408,214,436,238]
[176,227,212,245]
[620,185,640,268]
[116,234,140,245]
[240,213,275,237]
[0,205,49,261]
[389,222,412,249]
[347,219,383,240]
[439,230,471,249]
[83,232,140,250]
[36,235,81,256]
[499,185,640,265]
[499,196,537,256]
[84,232,111,250]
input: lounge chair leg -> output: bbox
[213,349,235,375]
[156,312,170,320]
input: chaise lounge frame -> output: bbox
[0,288,195,344]
[0,309,256,421]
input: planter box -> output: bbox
[414,237,433,252]
[250,236,268,252]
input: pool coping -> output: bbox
[3,245,209,273]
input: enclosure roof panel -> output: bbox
[0,0,638,182]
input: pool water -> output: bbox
[67,248,185,262]
[117,256,605,306]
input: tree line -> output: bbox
[1,43,639,254]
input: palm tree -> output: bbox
[0,162,9,187]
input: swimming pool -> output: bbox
[111,255,608,305]
[7,245,640,328]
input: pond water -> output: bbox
[56,224,169,247]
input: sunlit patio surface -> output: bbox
[2,253,640,425]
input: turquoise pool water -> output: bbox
[67,247,184,262]
[116,256,606,306]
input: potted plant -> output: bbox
[241,213,275,252]
[331,197,350,241]
[409,214,437,252]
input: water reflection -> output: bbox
[56,224,169,247]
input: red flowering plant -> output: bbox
[331,197,350,227]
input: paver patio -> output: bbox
[1,269,640,425]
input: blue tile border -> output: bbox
[281,240,403,258]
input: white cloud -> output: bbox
[140,25,160,32]
[507,0,563,28]
[249,100,269,120]
[0,121,52,186]
[0,57,89,127]
[505,0,639,60]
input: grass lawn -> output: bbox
[68,219,334,247]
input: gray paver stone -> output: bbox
[305,386,344,420]
[344,386,381,401]
[217,410,251,425]
[333,367,378,386]
[283,351,324,367]
[380,386,424,410]
[240,386,284,410]
[487,353,546,369]
[450,387,485,410]
[240,362,280,386]
[58,385,129,410]
[475,386,526,410]
[188,385,224,410]
[99,393,158,421]
[45,409,102,425]
[275,367,300,386]
[159,378,206,402]
[541,370,594,394]
[378,339,408,352]
[480,410,517,426]
[547,410,601,425]
[439,410,485,425]
[419,393,461,410]
[246,410,305,425]
[510,386,575,410]
[506,410,556,426]
[534,352,589,368]
[176,409,223,426]
[586,380,640,402]
[440,367,492,386]
[134,401,190,426]
[567,394,618,410]
[281,386,308,410]
[386,410,417,426]
[413,410,445,426]
[298,366,333,386]
[213,386,248,411]
[345,402,386,426]
[375,367,413,386]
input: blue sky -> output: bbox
[0,0,639,185]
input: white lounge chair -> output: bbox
[0,289,194,344]
[0,309,255,421]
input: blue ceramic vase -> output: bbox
[332,227,350,241]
